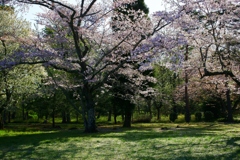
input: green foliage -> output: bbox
[195,112,202,122]
[125,0,149,15]
[0,9,46,120]
[0,5,14,13]
[204,111,214,122]
[133,115,151,123]
[153,64,183,115]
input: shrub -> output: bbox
[195,112,202,122]
[204,111,214,122]
[169,112,178,122]
[133,116,151,123]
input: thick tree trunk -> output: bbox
[123,103,134,128]
[123,108,132,128]
[226,89,233,122]
[84,107,97,132]
[82,85,97,133]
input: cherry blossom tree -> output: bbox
[0,0,175,132]
[164,0,240,122]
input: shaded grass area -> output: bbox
[0,123,240,159]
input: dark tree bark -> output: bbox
[123,108,132,128]
[113,105,118,124]
[121,113,125,121]
[0,120,3,129]
[52,108,55,128]
[76,112,79,123]
[81,85,97,133]
[123,102,134,128]
[97,111,101,119]
[8,111,10,123]
[146,99,152,118]
[154,100,161,120]
[62,111,67,123]
[2,110,7,124]
[157,107,160,120]
[226,89,233,122]
[107,109,112,121]
[0,110,3,129]
[66,112,71,123]
[114,114,117,124]
[85,107,97,132]
[11,112,16,119]
[25,111,29,121]
[22,104,25,121]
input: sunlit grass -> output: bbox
[1,123,240,159]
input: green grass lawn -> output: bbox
[0,123,240,160]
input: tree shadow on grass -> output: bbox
[97,125,227,141]
[0,124,239,159]
[0,129,89,159]
[97,126,240,160]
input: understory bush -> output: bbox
[169,112,178,122]
[133,115,152,123]
[195,112,202,122]
[204,111,214,122]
